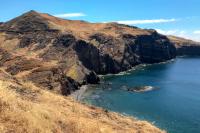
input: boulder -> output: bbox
[126,86,158,92]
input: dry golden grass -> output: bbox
[0,33,6,45]
[0,37,19,52]
[66,64,80,81]
[0,78,165,133]
[38,12,151,40]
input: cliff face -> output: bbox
[0,10,199,95]
[74,31,176,75]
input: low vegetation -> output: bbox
[0,76,164,133]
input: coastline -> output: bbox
[0,78,165,133]
[70,82,166,133]
[71,58,176,101]
[69,58,178,132]
[100,58,176,78]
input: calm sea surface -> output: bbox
[82,57,200,133]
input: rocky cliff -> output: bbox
[0,10,199,95]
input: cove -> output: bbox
[81,57,200,133]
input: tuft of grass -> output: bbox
[67,64,79,80]
[90,39,100,47]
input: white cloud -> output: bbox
[156,29,187,36]
[156,29,200,42]
[54,13,86,18]
[107,18,176,25]
[194,30,200,34]
[156,29,178,35]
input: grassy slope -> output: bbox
[0,71,164,133]
[0,11,166,133]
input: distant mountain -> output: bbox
[168,35,200,55]
[0,10,200,95]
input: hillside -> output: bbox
[0,10,200,132]
[0,69,164,133]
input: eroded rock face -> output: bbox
[27,67,80,95]
[74,32,176,75]
[18,31,58,49]
[0,48,80,95]
[53,34,76,47]
[135,34,176,63]
[84,71,100,84]
[176,46,200,56]
[74,40,121,74]
[122,32,176,64]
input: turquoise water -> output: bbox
[82,57,200,133]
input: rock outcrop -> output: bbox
[0,10,199,95]
[126,86,159,93]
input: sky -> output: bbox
[0,0,200,41]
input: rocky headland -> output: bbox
[0,10,200,133]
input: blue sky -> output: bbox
[1,0,200,41]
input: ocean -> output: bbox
[81,57,200,133]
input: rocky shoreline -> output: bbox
[71,58,175,101]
